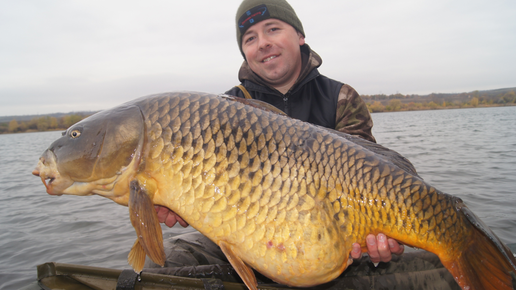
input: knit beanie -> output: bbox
[236,0,305,57]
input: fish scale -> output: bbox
[33,92,516,289]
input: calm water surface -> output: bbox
[1,106,515,289]
[372,106,516,243]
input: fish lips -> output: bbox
[32,149,73,196]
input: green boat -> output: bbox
[22,250,481,290]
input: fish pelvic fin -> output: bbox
[441,207,516,290]
[219,241,257,290]
[128,179,165,271]
[128,239,146,273]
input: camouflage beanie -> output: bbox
[236,0,305,57]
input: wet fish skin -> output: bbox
[138,92,462,284]
[33,92,516,289]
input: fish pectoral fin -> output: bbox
[219,241,257,290]
[128,179,165,268]
[128,239,146,273]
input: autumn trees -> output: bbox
[1,114,87,134]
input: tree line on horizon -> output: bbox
[363,90,516,112]
[1,89,515,134]
[0,114,90,134]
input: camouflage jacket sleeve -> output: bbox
[335,84,376,143]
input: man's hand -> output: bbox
[155,205,189,228]
[350,233,404,264]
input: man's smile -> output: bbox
[262,55,279,63]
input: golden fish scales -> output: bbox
[137,92,466,286]
[33,91,516,290]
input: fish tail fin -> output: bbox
[441,207,516,290]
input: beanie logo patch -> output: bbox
[238,4,269,34]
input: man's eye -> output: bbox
[245,36,255,43]
[269,27,280,33]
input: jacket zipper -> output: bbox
[283,95,289,115]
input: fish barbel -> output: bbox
[33,92,516,289]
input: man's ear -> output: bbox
[298,32,305,46]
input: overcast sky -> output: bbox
[1,0,515,116]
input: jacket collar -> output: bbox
[237,44,322,95]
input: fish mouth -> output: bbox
[38,174,59,195]
[32,167,60,196]
[32,150,70,196]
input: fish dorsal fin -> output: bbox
[220,94,288,116]
[318,125,421,178]
[128,179,165,272]
[219,241,258,290]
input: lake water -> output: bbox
[1,106,515,289]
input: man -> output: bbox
[151,0,404,281]
[225,0,375,143]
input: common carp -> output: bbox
[33,92,516,289]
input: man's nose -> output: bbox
[258,35,272,50]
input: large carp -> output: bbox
[33,92,516,289]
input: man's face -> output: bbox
[241,19,305,89]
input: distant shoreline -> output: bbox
[0,129,64,135]
[363,87,516,113]
[369,102,516,113]
[0,114,89,135]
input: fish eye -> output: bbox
[70,129,81,139]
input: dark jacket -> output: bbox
[225,44,376,142]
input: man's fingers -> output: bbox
[376,234,392,262]
[366,234,399,264]
[155,205,169,223]
[350,243,362,259]
[366,234,380,263]
[177,216,189,227]
[155,205,178,228]
[164,213,178,228]
[388,238,405,255]
[154,205,189,228]
[358,234,404,265]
